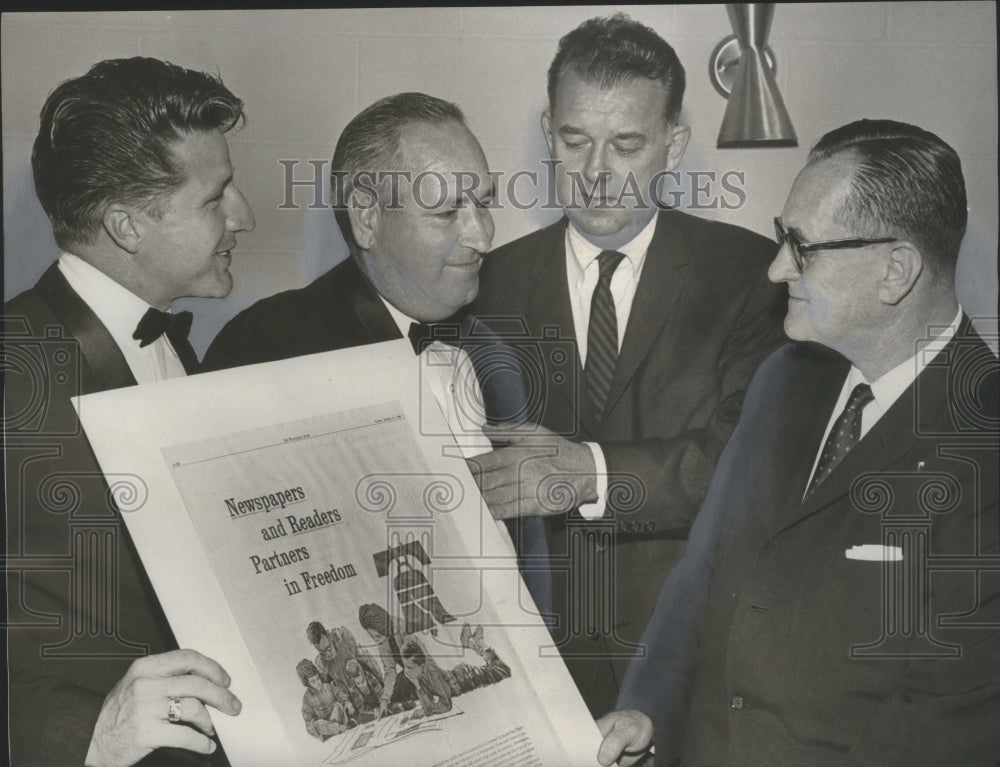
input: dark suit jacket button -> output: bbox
[730,695,744,710]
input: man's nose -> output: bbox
[768,241,798,283]
[583,144,611,186]
[226,187,256,233]
[459,207,494,253]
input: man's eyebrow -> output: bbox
[453,179,495,205]
[612,131,645,142]
[558,124,589,137]
[203,172,233,202]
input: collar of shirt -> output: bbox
[380,296,420,338]
[377,296,492,458]
[565,211,658,365]
[806,305,963,492]
[566,210,658,282]
[850,304,963,435]
[58,252,186,382]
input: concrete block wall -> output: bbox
[3,4,996,354]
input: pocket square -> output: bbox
[845,544,903,561]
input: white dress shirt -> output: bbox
[806,306,963,491]
[58,253,188,383]
[380,299,493,459]
[565,212,660,519]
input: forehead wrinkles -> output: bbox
[556,75,667,130]
[390,123,489,206]
[785,157,858,235]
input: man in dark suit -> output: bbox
[203,93,551,617]
[598,120,1000,766]
[471,14,786,715]
[4,57,254,766]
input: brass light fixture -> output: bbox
[710,3,797,147]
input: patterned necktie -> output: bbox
[132,307,198,373]
[586,250,627,416]
[806,382,875,496]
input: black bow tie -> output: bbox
[407,321,461,355]
[407,322,434,354]
[133,307,194,349]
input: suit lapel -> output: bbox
[758,349,849,535]
[603,210,690,419]
[35,263,137,393]
[455,313,528,425]
[788,332,959,526]
[333,257,404,342]
[526,220,584,425]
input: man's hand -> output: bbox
[469,424,597,520]
[85,649,241,767]
[596,709,654,767]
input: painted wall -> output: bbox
[3,3,996,354]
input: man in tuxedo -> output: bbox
[471,13,786,715]
[598,119,1000,766]
[203,92,551,615]
[4,57,254,766]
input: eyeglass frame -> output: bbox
[773,217,898,272]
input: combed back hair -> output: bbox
[547,13,685,125]
[401,640,426,664]
[809,119,967,273]
[305,621,327,646]
[32,57,244,250]
[296,659,320,686]
[330,92,465,259]
[358,603,391,636]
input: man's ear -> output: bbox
[664,124,691,171]
[102,205,142,254]
[541,111,555,156]
[878,242,923,305]
[348,191,380,251]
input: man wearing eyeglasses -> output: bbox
[597,119,999,766]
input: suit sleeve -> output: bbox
[615,348,786,758]
[600,252,786,533]
[4,306,222,767]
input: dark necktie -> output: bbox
[806,382,875,496]
[586,250,627,416]
[132,307,198,373]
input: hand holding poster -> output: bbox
[75,340,601,766]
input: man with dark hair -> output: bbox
[306,621,383,717]
[598,119,999,766]
[400,626,512,717]
[203,93,550,617]
[358,602,420,716]
[4,57,254,766]
[472,13,786,715]
[204,92,482,362]
[400,640,456,717]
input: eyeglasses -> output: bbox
[774,217,897,272]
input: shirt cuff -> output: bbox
[578,441,607,520]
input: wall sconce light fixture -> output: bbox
[710,3,797,148]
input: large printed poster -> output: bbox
[75,341,600,766]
